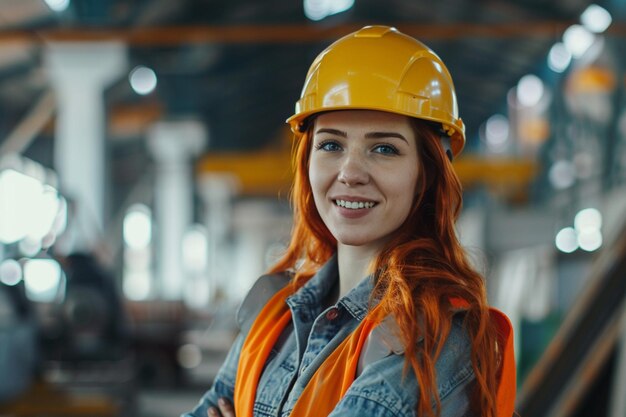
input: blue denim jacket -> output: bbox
[183,256,475,417]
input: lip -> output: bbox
[331,195,378,219]
[331,195,379,203]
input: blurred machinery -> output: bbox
[0,252,136,417]
[0,281,37,403]
[49,253,129,360]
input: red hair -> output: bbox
[270,118,500,417]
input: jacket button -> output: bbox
[325,308,339,320]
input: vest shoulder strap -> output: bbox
[236,274,404,374]
[235,277,508,383]
[236,272,292,334]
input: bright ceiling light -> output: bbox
[0,259,22,286]
[123,270,151,301]
[484,114,509,151]
[574,207,602,233]
[329,0,355,15]
[19,238,43,258]
[123,204,152,250]
[548,160,576,190]
[129,66,157,95]
[183,225,208,272]
[26,185,61,241]
[555,227,578,253]
[0,169,62,245]
[304,0,326,21]
[23,258,62,302]
[548,42,572,73]
[44,0,70,12]
[0,169,41,244]
[581,4,612,33]
[517,74,544,107]
[578,229,602,252]
[563,25,595,58]
[304,0,354,21]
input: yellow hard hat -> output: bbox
[287,25,465,157]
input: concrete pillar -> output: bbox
[45,42,126,252]
[148,120,206,300]
[230,201,292,301]
[233,224,266,299]
[198,174,238,304]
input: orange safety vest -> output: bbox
[234,284,516,417]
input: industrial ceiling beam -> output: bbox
[1,22,625,45]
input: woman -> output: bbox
[184,25,515,417]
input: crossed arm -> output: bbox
[207,398,235,417]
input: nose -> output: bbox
[337,151,369,186]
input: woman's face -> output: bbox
[308,110,420,253]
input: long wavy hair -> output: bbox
[270,117,500,417]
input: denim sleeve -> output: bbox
[437,318,476,417]
[180,333,244,417]
[329,316,476,417]
[440,372,476,417]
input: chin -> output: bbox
[335,238,363,247]
[335,234,383,248]
[338,239,368,247]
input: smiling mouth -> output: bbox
[334,199,377,209]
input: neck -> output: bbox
[336,243,381,298]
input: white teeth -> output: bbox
[335,199,375,209]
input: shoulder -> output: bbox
[235,272,292,334]
[352,313,474,411]
[359,312,471,371]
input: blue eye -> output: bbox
[373,144,399,155]
[316,141,342,152]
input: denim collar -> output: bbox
[286,254,338,309]
[286,254,375,322]
[339,274,374,321]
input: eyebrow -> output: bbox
[315,128,347,137]
[365,131,408,144]
[314,128,408,144]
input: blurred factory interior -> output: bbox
[0,0,626,416]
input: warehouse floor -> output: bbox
[138,388,207,417]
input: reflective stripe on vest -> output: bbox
[234,287,516,416]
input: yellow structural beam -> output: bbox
[453,156,538,188]
[198,149,294,197]
[198,149,538,198]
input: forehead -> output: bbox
[314,110,414,133]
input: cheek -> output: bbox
[396,166,420,210]
[309,171,323,213]
[308,155,331,190]
[308,162,319,193]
